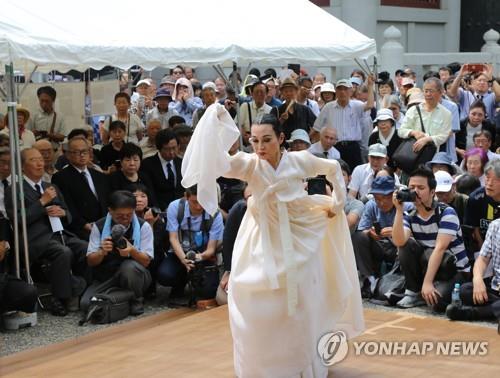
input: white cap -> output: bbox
[202,81,218,92]
[373,108,395,124]
[288,129,311,145]
[320,82,336,93]
[401,77,415,87]
[435,170,453,192]
[136,79,151,87]
[368,143,387,157]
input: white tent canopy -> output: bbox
[0,0,376,73]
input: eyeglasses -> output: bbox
[173,70,183,75]
[68,149,90,156]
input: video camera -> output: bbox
[396,188,417,203]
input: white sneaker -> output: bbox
[397,294,425,308]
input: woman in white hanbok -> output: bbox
[181,104,364,378]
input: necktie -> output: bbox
[323,151,329,159]
[166,161,175,187]
[1,179,8,189]
[81,171,98,198]
[35,184,42,195]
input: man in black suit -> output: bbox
[140,129,184,210]
[6,148,88,316]
[52,136,110,240]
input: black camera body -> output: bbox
[145,207,166,218]
[377,71,390,83]
[110,224,128,250]
[396,188,417,202]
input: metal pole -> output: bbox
[5,66,20,279]
[231,62,244,150]
[5,63,31,283]
[373,56,379,111]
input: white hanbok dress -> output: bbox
[182,104,364,378]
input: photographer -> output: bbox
[392,167,470,311]
[352,176,413,298]
[158,185,223,302]
[81,190,153,315]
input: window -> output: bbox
[381,0,440,9]
[310,0,330,7]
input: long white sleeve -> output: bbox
[181,103,241,215]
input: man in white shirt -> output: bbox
[308,127,340,159]
[27,86,66,149]
[238,82,272,133]
[312,77,375,171]
[349,143,388,200]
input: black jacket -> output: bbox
[140,154,184,210]
[271,102,316,140]
[51,165,110,239]
[456,118,496,151]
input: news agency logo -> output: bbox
[317,331,349,366]
[317,331,490,366]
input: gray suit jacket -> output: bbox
[5,180,72,257]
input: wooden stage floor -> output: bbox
[1,306,498,377]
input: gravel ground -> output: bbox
[1,293,497,358]
[0,285,174,357]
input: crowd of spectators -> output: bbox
[1,62,500,333]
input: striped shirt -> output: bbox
[458,88,497,121]
[403,206,470,271]
[479,218,500,291]
[313,99,366,142]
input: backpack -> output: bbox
[79,288,134,325]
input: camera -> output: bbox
[110,224,128,249]
[377,71,390,83]
[307,176,327,195]
[145,207,165,217]
[396,188,417,202]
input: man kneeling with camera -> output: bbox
[392,167,471,311]
[81,190,153,315]
[158,185,223,305]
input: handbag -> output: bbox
[79,287,134,325]
[392,105,437,173]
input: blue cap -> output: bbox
[369,176,395,195]
[425,152,457,175]
[154,88,172,100]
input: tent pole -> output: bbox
[373,56,379,111]
[231,62,244,151]
[5,63,31,283]
[5,65,20,279]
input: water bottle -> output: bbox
[451,283,462,307]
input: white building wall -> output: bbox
[321,0,461,54]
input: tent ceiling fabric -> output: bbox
[0,0,376,73]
